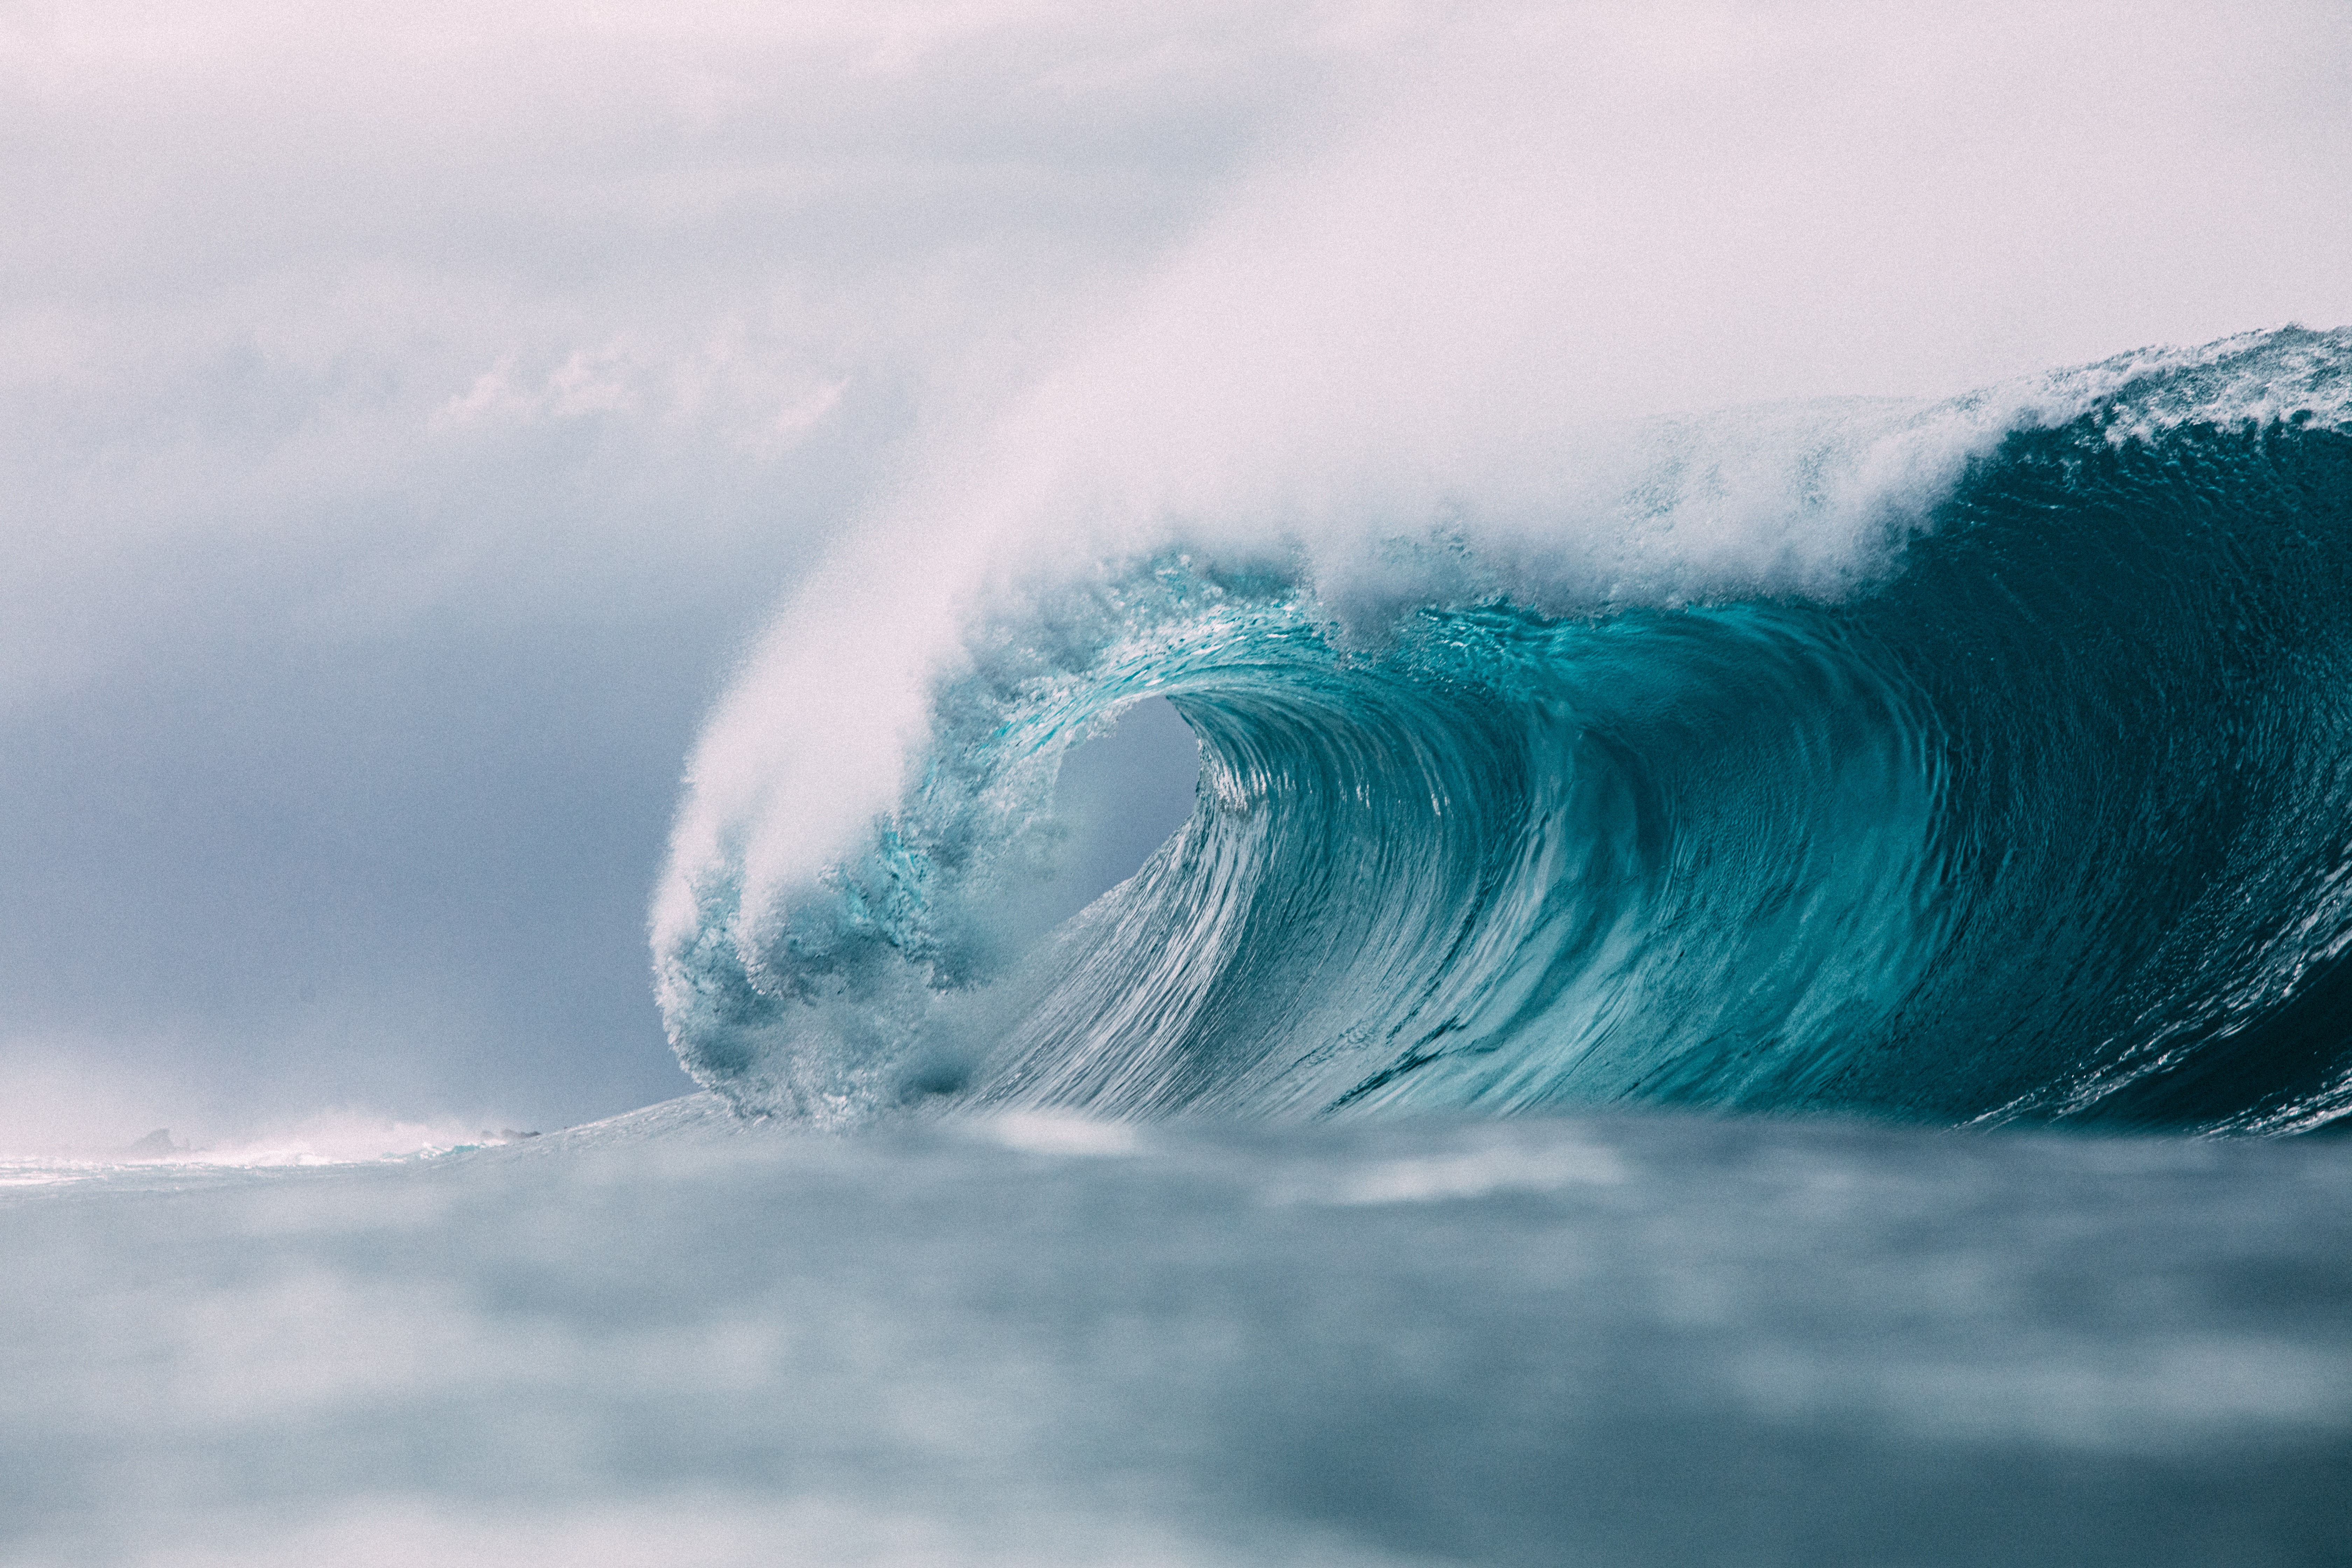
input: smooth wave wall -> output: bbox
[654,328,2352,1130]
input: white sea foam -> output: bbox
[981,1112,1147,1157]
[0,1109,532,1188]
[656,323,2352,1000]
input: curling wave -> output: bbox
[655,328,2352,1132]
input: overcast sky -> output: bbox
[3,0,2347,1145]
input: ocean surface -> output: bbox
[10,330,2352,1563]
[5,1100,2350,1566]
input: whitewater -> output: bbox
[9,331,2352,1566]
[656,327,2352,1135]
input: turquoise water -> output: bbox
[14,331,2352,1566]
[658,329,2352,1133]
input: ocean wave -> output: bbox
[654,327,2352,1131]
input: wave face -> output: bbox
[655,328,2352,1132]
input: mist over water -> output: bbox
[5,7,2352,1562]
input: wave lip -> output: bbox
[656,327,2352,1131]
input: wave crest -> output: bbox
[655,328,2352,1131]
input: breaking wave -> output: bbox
[654,327,2352,1132]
